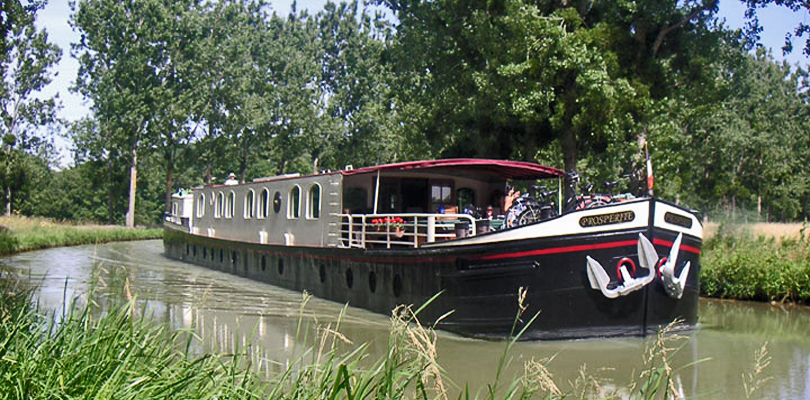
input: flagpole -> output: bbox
[645,142,654,197]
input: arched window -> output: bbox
[226,191,235,218]
[288,185,300,219]
[244,189,255,219]
[307,184,321,219]
[196,194,205,217]
[259,188,270,218]
[215,192,225,218]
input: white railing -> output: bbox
[337,213,478,249]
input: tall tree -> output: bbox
[72,0,166,227]
[0,0,61,214]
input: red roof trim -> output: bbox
[340,158,563,179]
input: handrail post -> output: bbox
[413,216,418,248]
[427,216,436,243]
[347,215,353,247]
[361,215,367,248]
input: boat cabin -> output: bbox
[166,159,564,249]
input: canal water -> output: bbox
[2,240,810,399]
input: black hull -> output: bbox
[163,200,700,340]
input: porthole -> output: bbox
[273,192,282,213]
[261,256,267,271]
[393,274,403,298]
[345,268,354,289]
[319,264,326,283]
[278,258,284,275]
[368,271,377,293]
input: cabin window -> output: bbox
[430,181,453,210]
[259,188,270,218]
[215,192,225,218]
[244,189,255,219]
[197,194,205,217]
[225,191,235,219]
[273,191,282,213]
[457,188,476,210]
[171,202,178,216]
[288,186,301,219]
[307,184,321,219]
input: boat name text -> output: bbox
[664,212,693,228]
[579,211,635,228]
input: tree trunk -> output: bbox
[4,185,11,216]
[107,159,115,224]
[239,135,248,183]
[561,127,578,200]
[126,146,138,228]
[164,151,174,214]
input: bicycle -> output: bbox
[505,185,558,228]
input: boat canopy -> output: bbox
[340,158,564,180]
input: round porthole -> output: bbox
[319,264,326,283]
[393,274,403,298]
[345,268,354,289]
[273,192,282,213]
[368,271,377,293]
[261,256,267,271]
[278,258,284,275]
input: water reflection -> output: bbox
[2,240,810,399]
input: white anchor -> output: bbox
[586,233,657,298]
[658,233,691,299]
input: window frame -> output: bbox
[196,194,205,218]
[306,183,322,220]
[244,189,255,219]
[287,185,301,219]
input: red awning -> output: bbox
[340,158,563,180]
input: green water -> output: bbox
[3,240,809,399]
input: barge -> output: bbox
[164,159,701,339]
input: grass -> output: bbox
[0,269,733,400]
[700,223,810,303]
[0,215,162,256]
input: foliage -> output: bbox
[701,224,810,303]
[0,0,61,215]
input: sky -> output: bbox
[33,0,810,165]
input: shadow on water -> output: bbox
[2,239,810,399]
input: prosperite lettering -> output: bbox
[579,211,635,228]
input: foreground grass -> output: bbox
[0,215,162,256]
[701,223,810,304]
[0,274,717,400]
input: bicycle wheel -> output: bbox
[584,196,610,209]
[516,205,544,226]
[505,203,525,228]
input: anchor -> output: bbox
[658,232,691,299]
[586,233,657,298]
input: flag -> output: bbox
[645,142,654,195]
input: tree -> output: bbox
[0,0,61,214]
[72,0,167,227]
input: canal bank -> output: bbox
[2,240,809,399]
[0,215,162,255]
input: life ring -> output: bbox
[616,257,636,281]
[656,257,668,279]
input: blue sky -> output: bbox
[34,0,809,164]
